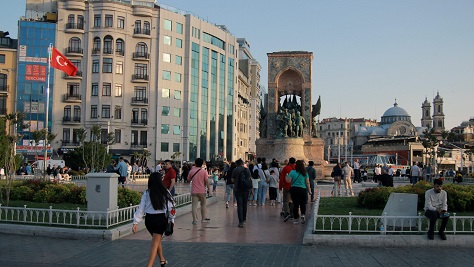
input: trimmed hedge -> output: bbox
[357,181,474,212]
[3,180,141,208]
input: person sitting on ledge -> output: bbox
[424,178,449,240]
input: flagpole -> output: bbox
[43,44,52,181]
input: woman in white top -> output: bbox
[133,172,175,267]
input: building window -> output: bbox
[105,15,113,27]
[162,88,170,98]
[162,106,170,116]
[91,83,98,96]
[93,15,101,27]
[63,128,70,142]
[134,86,147,100]
[176,22,183,34]
[144,21,150,32]
[103,58,113,73]
[161,124,169,134]
[192,27,200,38]
[131,130,138,145]
[73,106,81,120]
[164,19,172,31]
[228,44,235,55]
[67,14,75,24]
[64,105,71,118]
[161,142,169,152]
[140,131,147,146]
[115,129,121,143]
[114,106,122,119]
[0,54,5,63]
[92,60,99,73]
[134,63,148,79]
[93,37,101,54]
[174,90,181,100]
[175,55,182,65]
[163,53,171,63]
[101,105,111,118]
[162,70,171,80]
[175,72,181,83]
[116,61,123,74]
[173,143,180,152]
[115,39,124,55]
[67,82,80,95]
[164,35,171,45]
[68,37,81,53]
[91,105,98,118]
[175,38,182,48]
[141,109,148,122]
[118,16,125,29]
[102,83,111,96]
[115,84,122,97]
[103,36,113,54]
[0,96,5,115]
[174,108,181,117]
[132,108,139,122]
[173,125,180,135]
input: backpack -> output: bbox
[238,168,252,191]
[252,168,259,179]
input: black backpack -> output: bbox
[252,168,260,179]
[238,168,252,191]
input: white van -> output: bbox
[34,160,65,170]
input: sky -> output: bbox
[2,0,473,130]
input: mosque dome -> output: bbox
[381,100,411,125]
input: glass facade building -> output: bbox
[16,20,56,158]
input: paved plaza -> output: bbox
[1,182,474,266]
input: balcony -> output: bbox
[65,47,83,56]
[132,52,150,61]
[62,94,82,103]
[131,119,148,127]
[62,116,81,124]
[131,97,148,105]
[133,28,151,39]
[92,49,101,55]
[116,49,124,56]
[131,143,148,149]
[65,23,84,33]
[103,48,114,55]
[64,71,82,79]
[132,5,153,17]
[131,74,149,82]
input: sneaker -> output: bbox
[283,214,291,222]
[192,221,197,225]
[427,232,434,240]
[226,201,229,208]
[238,222,244,228]
[439,232,447,240]
[293,219,299,225]
[301,215,306,224]
[242,220,246,225]
[253,203,257,206]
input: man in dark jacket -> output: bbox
[306,161,317,202]
[232,159,251,228]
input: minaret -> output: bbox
[421,97,432,128]
[432,92,445,132]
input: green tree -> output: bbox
[0,112,29,206]
[63,141,111,172]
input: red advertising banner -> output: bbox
[25,64,47,82]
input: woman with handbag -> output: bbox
[132,172,175,267]
[285,160,311,225]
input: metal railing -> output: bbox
[0,192,193,228]
[312,191,474,234]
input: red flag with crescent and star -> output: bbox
[50,47,78,76]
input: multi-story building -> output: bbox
[0,31,17,125]
[236,38,261,161]
[51,0,239,163]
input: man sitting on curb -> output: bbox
[424,178,449,240]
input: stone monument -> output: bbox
[256,51,324,176]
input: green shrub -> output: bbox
[10,186,35,201]
[67,185,86,205]
[117,187,142,208]
[358,182,474,212]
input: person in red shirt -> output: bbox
[163,160,176,196]
[279,157,296,222]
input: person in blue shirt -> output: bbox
[285,160,311,225]
[115,157,128,187]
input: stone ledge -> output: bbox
[0,196,219,241]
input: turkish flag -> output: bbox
[50,47,78,76]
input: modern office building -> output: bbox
[0,31,18,125]
[51,0,240,163]
[15,16,57,159]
